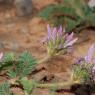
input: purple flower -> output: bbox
[47,24,63,41]
[63,32,78,48]
[43,24,77,56]
[84,44,95,63]
[66,32,74,43]
[47,24,52,40]
[64,35,78,48]
[52,27,57,40]
[58,25,63,36]
[75,44,95,65]
[73,44,95,83]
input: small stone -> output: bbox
[14,0,33,16]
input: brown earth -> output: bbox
[0,0,95,95]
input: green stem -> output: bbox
[35,81,74,89]
[24,91,29,95]
[38,55,51,64]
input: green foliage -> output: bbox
[39,4,78,28]
[0,53,16,75]
[39,4,77,20]
[0,51,38,95]
[8,51,37,78]
[73,65,92,83]
[19,77,36,94]
[64,0,88,18]
[3,52,15,62]
[0,81,12,95]
[39,0,95,32]
[7,70,17,78]
[0,52,15,69]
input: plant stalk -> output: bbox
[38,55,51,64]
[35,81,74,89]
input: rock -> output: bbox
[14,0,33,16]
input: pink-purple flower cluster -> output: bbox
[75,44,95,82]
[76,44,95,65]
[43,24,78,56]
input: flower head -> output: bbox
[76,44,95,65]
[43,24,78,56]
[73,44,95,83]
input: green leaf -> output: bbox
[66,18,82,32]
[0,81,12,95]
[39,5,55,20]
[64,0,88,16]
[39,4,77,20]
[7,70,17,78]
[39,0,95,32]
[85,13,95,26]
[7,51,37,78]
[0,52,16,73]
[73,65,92,83]
[20,77,35,94]
[3,52,15,62]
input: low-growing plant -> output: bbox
[0,25,95,95]
[72,44,95,83]
[0,81,12,95]
[17,44,95,95]
[0,51,37,78]
[0,51,37,95]
[39,0,95,32]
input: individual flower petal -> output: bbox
[66,32,74,43]
[58,25,63,36]
[64,38,78,48]
[85,44,95,63]
[47,24,51,39]
[0,52,3,60]
[52,27,57,40]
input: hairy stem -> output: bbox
[24,91,29,95]
[38,55,51,64]
[36,81,74,89]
